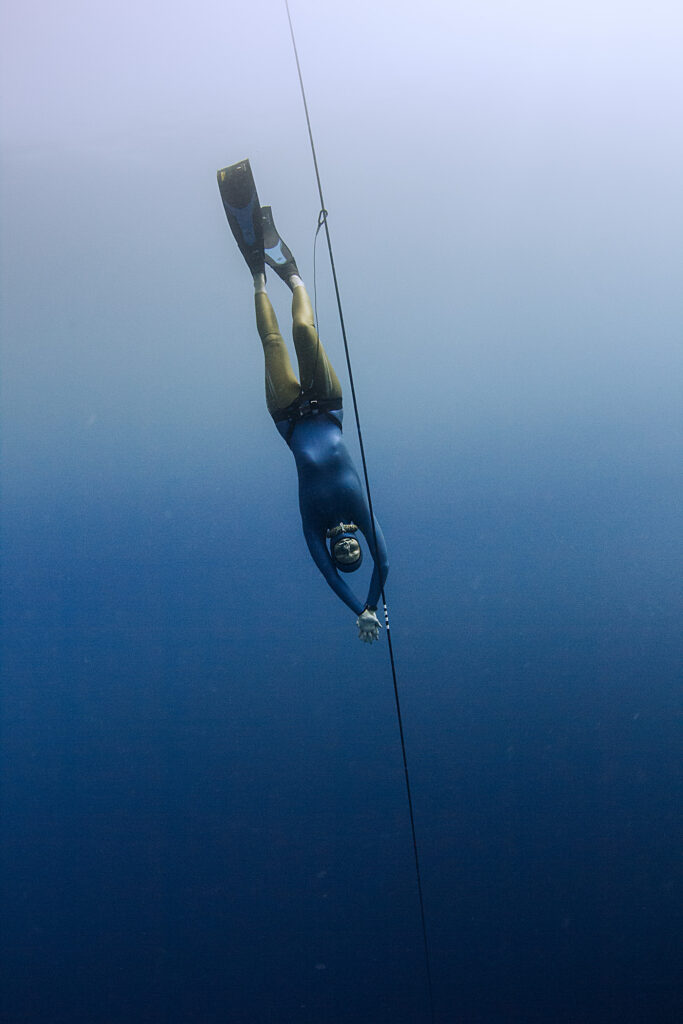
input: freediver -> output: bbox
[217,160,388,644]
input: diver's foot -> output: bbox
[217,159,265,275]
[261,206,300,286]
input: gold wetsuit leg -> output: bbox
[291,284,342,401]
[255,291,301,416]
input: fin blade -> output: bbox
[217,158,265,274]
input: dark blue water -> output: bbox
[1,410,680,1023]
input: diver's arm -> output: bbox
[303,526,365,616]
[362,515,389,611]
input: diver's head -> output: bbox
[332,534,363,572]
[328,522,363,573]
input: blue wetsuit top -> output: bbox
[276,409,389,616]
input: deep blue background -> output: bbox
[2,412,680,1023]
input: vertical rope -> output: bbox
[312,207,328,333]
[284,4,436,1021]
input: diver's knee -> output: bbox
[260,330,284,349]
[293,323,317,347]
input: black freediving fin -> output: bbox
[261,206,300,282]
[217,159,265,274]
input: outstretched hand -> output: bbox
[357,609,382,644]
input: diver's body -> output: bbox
[278,412,388,618]
[218,161,388,642]
[255,264,388,642]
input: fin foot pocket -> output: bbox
[261,206,300,282]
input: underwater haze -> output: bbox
[1,1,681,1021]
